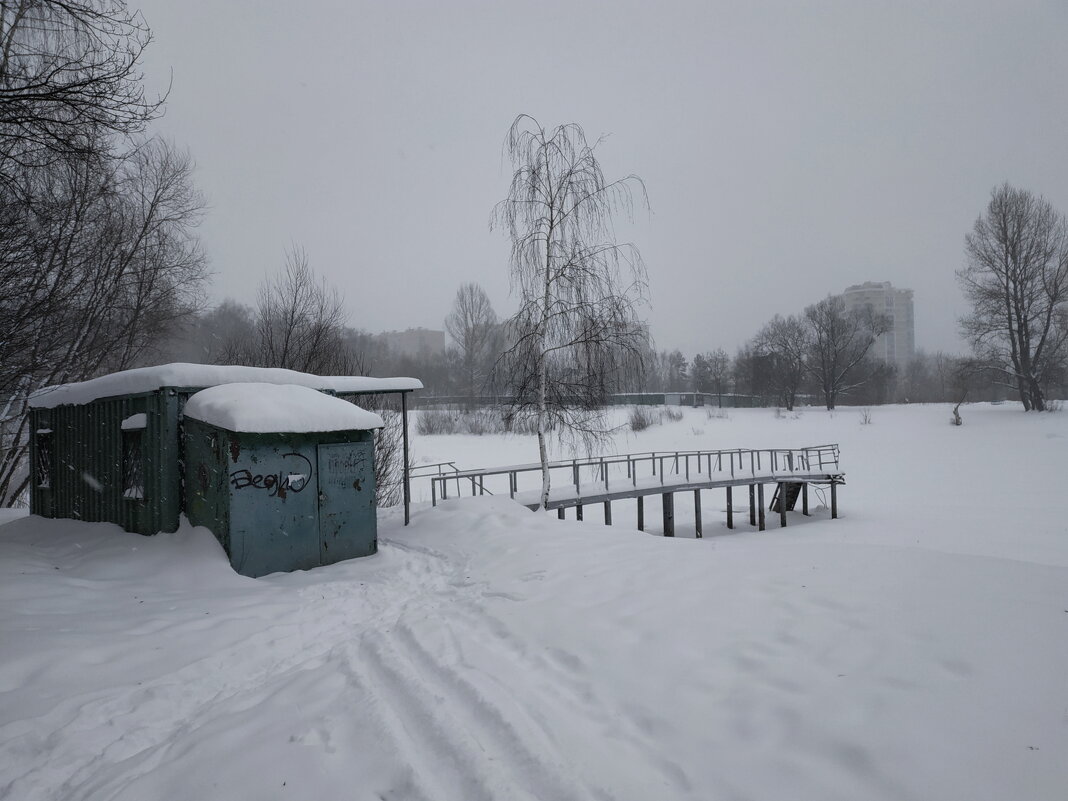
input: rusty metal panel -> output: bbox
[317,439,376,563]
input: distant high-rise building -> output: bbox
[840,281,915,370]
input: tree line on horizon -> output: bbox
[2,3,1066,508]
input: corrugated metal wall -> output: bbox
[30,390,183,535]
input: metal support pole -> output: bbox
[604,500,612,525]
[431,478,436,507]
[558,507,565,520]
[576,504,583,521]
[637,496,645,531]
[749,484,756,526]
[402,391,411,525]
[758,484,766,531]
[831,482,838,519]
[778,483,787,528]
[694,489,702,538]
[726,486,733,529]
[663,492,675,537]
[802,483,809,515]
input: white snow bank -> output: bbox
[28,363,422,409]
[2,404,1067,801]
[183,383,383,433]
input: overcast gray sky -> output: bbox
[135,0,1068,358]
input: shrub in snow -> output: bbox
[416,408,540,437]
[629,406,659,432]
[663,407,684,423]
[417,410,461,435]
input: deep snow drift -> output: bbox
[2,403,1066,801]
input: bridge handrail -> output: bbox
[412,461,496,498]
[427,444,840,503]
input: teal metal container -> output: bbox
[183,419,377,578]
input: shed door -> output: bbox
[317,442,376,563]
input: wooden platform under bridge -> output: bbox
[423,445,845,537]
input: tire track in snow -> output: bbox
[441,598,696,798]
[352,621,590,801]
[382,535,697,797]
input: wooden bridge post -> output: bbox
[694,489,702,538]
[831,482,838,519]
[726,486,733,529]
[758,484,766,531]
[663,492,675,537]
[778,483,787,528]
[802,483,809,515]
[604,500,612,525]
[749,484,756,526]
[576,504,584,521]
[637,496,645,531]
[557,508,565,520]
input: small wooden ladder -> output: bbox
[770,481,803,513]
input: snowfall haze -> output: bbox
[133,0,1068,355]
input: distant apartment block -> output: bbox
[379,327,446,357]
[840,281,915,370]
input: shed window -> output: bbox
[35,432,52,489]
[122,429,144,500]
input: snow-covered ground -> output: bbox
[2,403,1066,800]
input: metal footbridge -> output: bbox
[418,444,845,537]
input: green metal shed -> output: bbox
[27,364,421,566]
[182,383,382,577]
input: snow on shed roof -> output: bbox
[183,384,384,433]
[28,363,421,409]
[329,376,423,393]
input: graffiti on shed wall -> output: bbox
[229,452,313,499]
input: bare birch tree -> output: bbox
[492,115,648,509]
[804,295,889,410]
[445,282,498,407]
[958,183,1068,411]
[222,246,359,376]
[755,314,810,410]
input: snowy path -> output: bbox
[3,404,1068,800]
